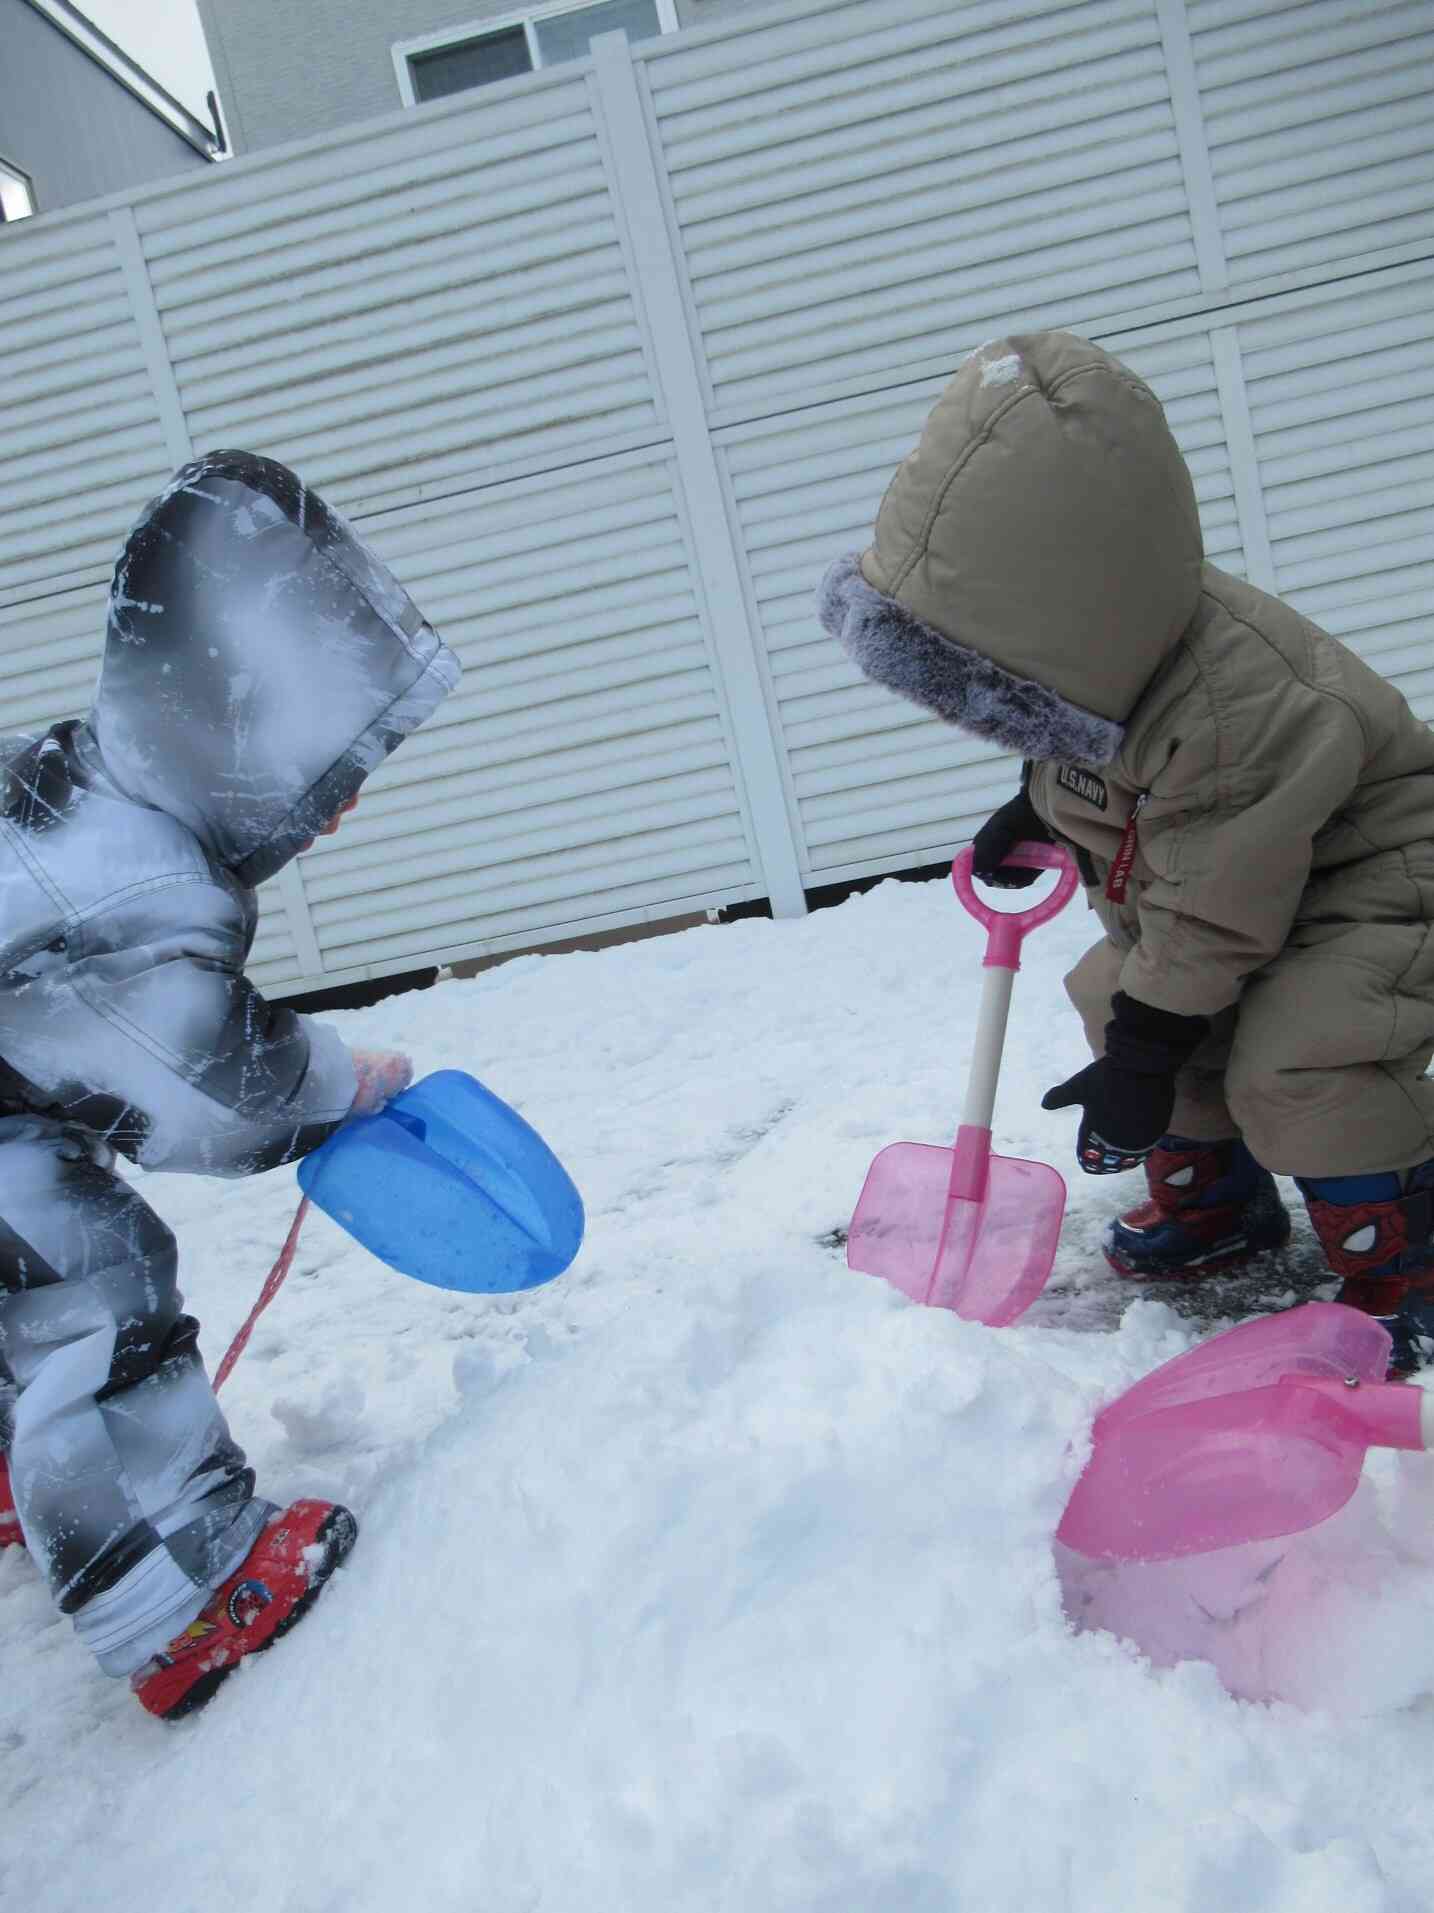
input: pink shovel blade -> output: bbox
[1057,1303,1402,1562]
[847,1142,1065,1328]
[1097,1300,1391,1430]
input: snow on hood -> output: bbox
[87,452,460,887]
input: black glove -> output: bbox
[1042,992,1209,1174]
[970,786,1053,890]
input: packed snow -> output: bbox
[5,870,1434,1912]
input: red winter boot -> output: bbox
[0,1454,22,1549]
[1106,1136,1290,1278]
[1300,1162,1434,1374]
[132,1499,357,1720]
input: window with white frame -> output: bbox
[394,0,677,105]
[0,158,35,222]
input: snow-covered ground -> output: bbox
[6,872,1434,1912]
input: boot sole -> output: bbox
[160,1506,359,1721]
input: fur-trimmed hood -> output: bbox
[818,332,1204,767]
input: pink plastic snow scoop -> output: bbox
[1057,1301,1434,1563]
[847,841,1079,1326]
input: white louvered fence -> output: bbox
[2,0,1432,994]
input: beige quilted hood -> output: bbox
[819,331,1205,766]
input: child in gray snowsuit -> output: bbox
[0,451,459,1716]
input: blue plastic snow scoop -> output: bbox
[298,1069,585,1293]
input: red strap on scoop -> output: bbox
[214,1195,311,1392]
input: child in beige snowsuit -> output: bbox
[819,330,1434,1366]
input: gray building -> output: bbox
[197,0,768,155]
[1,0,218,219]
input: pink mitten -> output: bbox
[349,1048,414,1114]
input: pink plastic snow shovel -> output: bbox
[1057,1301,1434,1564]
[847,840,1079,1326]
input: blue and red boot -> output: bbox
[1300,1161,1434,1375]
[1105,1135,1291,1278]
[131,1498,357,1720]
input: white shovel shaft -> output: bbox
[961,965,1016,1130]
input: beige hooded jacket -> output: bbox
[819,331,1434,1175]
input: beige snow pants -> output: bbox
[1064,935,1434,1178]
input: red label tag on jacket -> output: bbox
[1104,794,1148,904]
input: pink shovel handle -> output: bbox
[951,842,1080,969]
[1283,1375,1426,1452]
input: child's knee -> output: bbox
[0,1121,178,1315]
[1062,938,1124,1052]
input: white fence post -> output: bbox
[589,30,808,918]
[1210,326,1278,591]
[275,862,327,984]
[1155,0,1229,295]
[107,206,193,468]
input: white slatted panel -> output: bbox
[1117,326,1246,576]
[135,70,660,515]
[0,212,172,605]
[644,0,1199,422]
[5,2,1431,973]
[0,585,105,731]
[725,386,1004,881]
[1190,0,1434,286]
[283,455,758,981]
[247,892,301,992]
[725,328,1240,880]
[1239,267,1434,721]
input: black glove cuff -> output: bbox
[1104,991,1209,1076]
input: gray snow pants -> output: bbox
[0,1118,271,1676]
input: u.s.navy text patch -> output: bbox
[1057,765,1108,810]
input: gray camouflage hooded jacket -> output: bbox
[0,449,460,1172]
